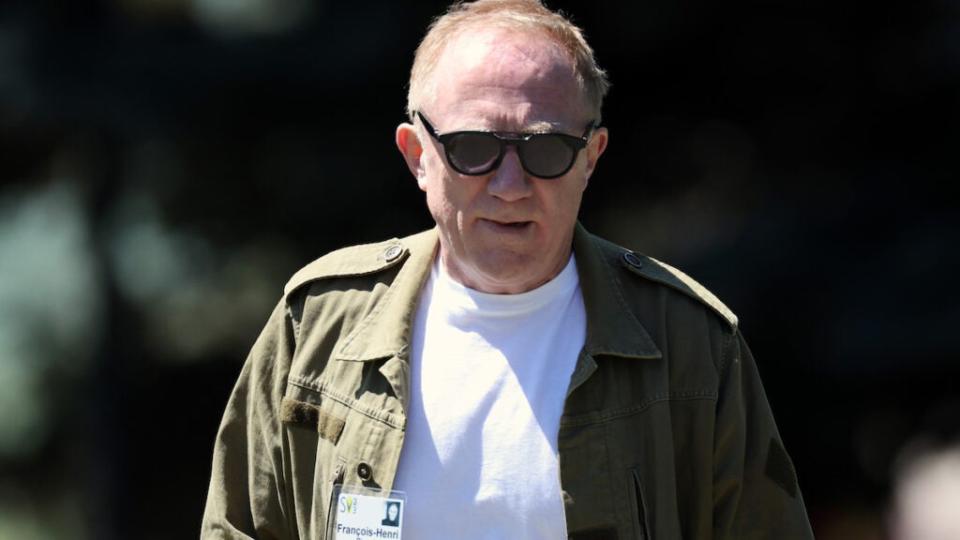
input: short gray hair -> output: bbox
[406,0,610,122]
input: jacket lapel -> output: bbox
[335,228,438,364]
[569,223,662,395]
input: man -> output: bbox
[382,501,401,528]
[202,1,814,538]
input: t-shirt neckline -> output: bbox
[432,254,580,318]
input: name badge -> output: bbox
[329,485,406,540]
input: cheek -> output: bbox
[430,174,476,214]
[423,175,464,225]
[553,196,581,227]
[542,182,586,221]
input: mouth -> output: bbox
[481,218,534,230]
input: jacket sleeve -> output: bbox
[712,330,815,539]
[201,299,296,540]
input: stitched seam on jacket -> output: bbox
[716,328,736,375]
[286,301,302,343]
[560,392,718,427]
[286,377,404,429]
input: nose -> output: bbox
[486,146,532,201]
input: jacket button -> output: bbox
[357,462,372,480]
[384,245,403,262]
[623,251,643,269]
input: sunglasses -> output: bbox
[416,111,597,179]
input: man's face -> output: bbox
[397,28,608,294]
[387,503,399,521]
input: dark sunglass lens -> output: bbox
[521,135,575,178]
[446,133,501,174]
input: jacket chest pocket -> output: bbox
[564,467,652,540]
[280,393,347,538]
[561,406,681,540]
[560,421,618,537]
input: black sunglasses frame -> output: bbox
[416,111,596,179]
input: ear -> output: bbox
[583,126,609,185]
[396,123,428,191]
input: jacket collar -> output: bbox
[336,224,662,365]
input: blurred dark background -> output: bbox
[1,0,957,538]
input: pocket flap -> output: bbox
[280,396,345,444]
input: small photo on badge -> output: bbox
[381,500,401,527]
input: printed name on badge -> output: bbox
[330,486,405,540]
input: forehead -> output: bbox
[429,27,587,132]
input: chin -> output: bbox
[471,256,549,293]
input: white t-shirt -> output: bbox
[392,255,586,539]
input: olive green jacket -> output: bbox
[201,224,814,539]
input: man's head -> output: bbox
[386,502,400,522]
[396,0,609,294]
[405,0,610,123]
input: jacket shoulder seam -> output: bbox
[624,252,739,330]
[716,326,737,375]
[282,237,407,298]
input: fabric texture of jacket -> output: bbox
[201,224,814,539]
